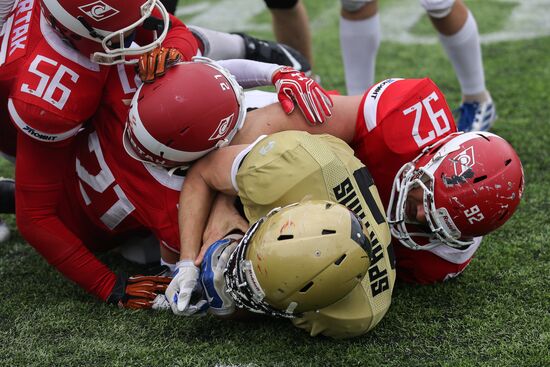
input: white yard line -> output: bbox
[177,0,550,44]
[178,0,269,33]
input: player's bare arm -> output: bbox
[178,144,245,261]
[232,95,361,146]
[201,193,249,262]
[167,144,246,315]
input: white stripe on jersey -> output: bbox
[8,98,82,142]
[0,13,13,66]
[362,78,402,132]
[78,181,92,205]
[230,135,266,193]
[40,12,99,72]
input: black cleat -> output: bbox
[236,32,311,74]
[0,177,14,243]
[0,178,14,214]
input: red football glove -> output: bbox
[137,47,183,83]
[108,272,172,310]
[272,66,333,125]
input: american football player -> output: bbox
[170,130,395,338]
[229,77,524,284]
[340,0,496,132]
[0,0,197,244]
[3,53,331,308]
[0,0,200,303]
[1,0,324,302]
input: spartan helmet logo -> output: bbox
[209,114,234,141]
[79,1,120,21]
[452,146,476,176]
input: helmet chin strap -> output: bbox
[76,16,104,41]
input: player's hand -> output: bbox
[165,260,206,315]
[107,272,172,310]
[200,235,241,316]
[272,66,333,125]
[137,46,183,83]
[199,194,248,266]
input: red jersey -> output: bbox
[0,0,42,156]
[3,1,109,145]
[3,1,197,146]
[351,78,481,284]
[72,63,183,255]
[9,0,199,301]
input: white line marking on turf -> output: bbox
[179,0,269,33]
[178,0,550,44]
[382,0,550,44]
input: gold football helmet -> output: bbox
[224,200,373,318]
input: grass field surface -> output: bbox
[1,0,549,366]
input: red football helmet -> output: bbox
[388,132,524,250]
[123,57,246,168]
[40,0,169,64]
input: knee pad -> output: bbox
[420,0,455,18]
[264,0,298,9]
[340,0,375,13]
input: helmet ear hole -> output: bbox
[473,175,487,183]
[299,282,314,293]
[277,234,293,241]
[321,229,336,235]
[478,133,491,141]
[505,158,512,166]
[334,254,346,266]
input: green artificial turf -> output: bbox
[0,1,548,366]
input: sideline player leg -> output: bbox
[189,26,311,73]
[264,0,313,66]
[340,0,380,95]
[423,0,496,131]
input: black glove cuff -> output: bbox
[106,272,128,305]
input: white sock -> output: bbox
[189,26,246,60]
[340,14,381,95]
[438,11,488,100]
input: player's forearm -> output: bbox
[15,135,116,301]
[178,167,216,262]
[216,59,281,88]
[15,186,116,301]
